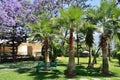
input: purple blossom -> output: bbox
[0,0,34,27]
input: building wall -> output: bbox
[0,46,12,53]
[18,43,43,57]
[0,43,43,57]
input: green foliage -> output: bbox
[28,16,60,42]
[117,33,120,40]
[86,8,102,24]
[117,51,120,65]
[50,41,65,61]
[83,22,96,47]
[59,6,83,28]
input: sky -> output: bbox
[86,0,100,7]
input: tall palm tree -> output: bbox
[98,0,120,74]
[86,0,120,74]
[59,7,84,76]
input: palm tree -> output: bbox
[98,0,120,74]
[96,0,120,74]
[86,0,120,73]
[59,7,84,76]
[85,8,101,67]
[29,17,56,70]
[84,22,96,67]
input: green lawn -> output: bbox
[0,57,120,80]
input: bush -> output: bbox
[117,51,120,65]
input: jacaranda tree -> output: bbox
[0,0,34,61]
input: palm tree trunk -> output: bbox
[88,47,92,67]
[100,34,109,74]
[95,48,100,64]
[66,28,76,76]
[76,33,80,65]
[44,37,50,70]
[102,45,109,74]
[92,47,100,67]
[92,47,100,66]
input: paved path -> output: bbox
[67,78,112,80]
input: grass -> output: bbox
[0,57,120,80]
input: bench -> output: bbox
[36,61,57,72]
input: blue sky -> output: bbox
[86,0,100,7]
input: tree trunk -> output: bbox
[100,34,109,74]
[76,33,80,65]
[66,28,76,76]
[108,42,112,61]
[12,26,16,62]
[88,47,92,68]
[0,44,1,54]
[102,45,109,74]
[92,47,100,66]
[12,40,16,62]
[44,37,50,70]
[0,44,1,62]
[77,51,80,65]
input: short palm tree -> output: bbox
[29,17,56,70]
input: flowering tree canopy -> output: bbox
[0,0,34,28]
[33,0,89,17]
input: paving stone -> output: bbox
[67,79,75,80]
[80,78,89,80]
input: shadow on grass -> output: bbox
[15,67,32,73]
[76,65,116,78]
[27,61,67,80]
[0,61,37,70]
[29,69,63,80]
[1,60,118,79]
[114,64,120,67]
[80,62,88,65]
[27,64,118,80]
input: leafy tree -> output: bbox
[0,0,34,61]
